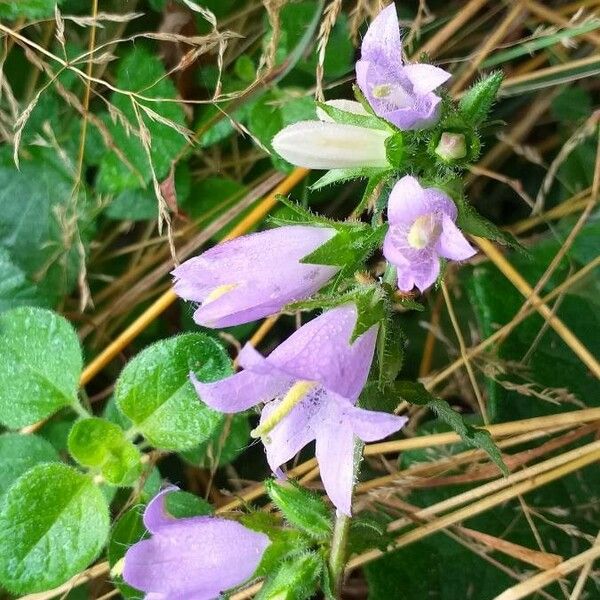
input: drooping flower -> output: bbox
[123,486,270,600]
[383,175,476,293]
[192,304,407,516]
[172,225,339,328]
[356,4,451,130]
[272,100,392,169]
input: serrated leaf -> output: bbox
[114,333,231,450]
[376,313,406,387]
[165,490,214,518]
[395,381,508,474]
[0,463,109,594]
[310,167,390,192]
[255,552,322,600]
[458,71,503,125]
[265,479,332,540]
[0,433,59,497]
[315,101,390,131]
[0,307,82,429]
[68,417,142,486]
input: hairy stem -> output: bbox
[328,439,364,597]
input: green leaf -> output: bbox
[454,195,525,252]
[181,413,250,467]
[0,0,61,19]
[458,71,503,125]
[256,552,322,600]
[0,307,82,429]
[0,247,50,312]
[0,433,59,497]
[114,333,231,450]
[68,418,142,486]
[395,381,508,475]
[0,463,109,594]
[265,479,332,540]
[310,167,391,192]
[314,101,390,131]
[108,505,147,599]
[376,313,406,387]
[165,490,214,518]
[96,46,188,194]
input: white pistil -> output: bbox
[407,214,441,249]
[250,380,317,439]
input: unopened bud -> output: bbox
[435,132,467,162]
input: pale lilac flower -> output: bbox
[192,305,407,516]
[172,226,338,328]
[356,4,451,130]
[123,486,270,600]
[272,100,392,169]
[383,176,476,293]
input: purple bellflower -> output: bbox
[192,304,407,516]
[356,4,451,130]
[383,175,476,293]
[123,486,270,600]
[172,225,339,328]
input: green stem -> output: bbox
[328,439,364,597]
[71,399,91,419]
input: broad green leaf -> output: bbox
[395,381,508,474]
[0,307,82,429]
[96,46,188,194]
[165,490,213,518]
[0,0,61,19]
[0,463,109,594]
[68,418,142,486]
[181,413,250,467]
[265,479,332,540]
[0,433,59,497]
[114,333,231,450]
[0,247,50,312]
[256,552,322,600]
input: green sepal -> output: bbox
[67,417,142,486]
[454,195,527,253]
[265,479,332,541]
[315,101,390,132]
[255,552,322,600]
[459,71,504,125]
[376,311,407,388]
[394,381,509,475]
[310,166,390,192]
[351,169,394,217]
[385,132,404,168]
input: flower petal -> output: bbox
[143,485,179,534]
[403,64,451,95]
[268,304,378,401]
[272,121,390,169]
[360,4,402,66]
[398,253,440,293]
[316,99,369,122]
[386,175,430,225]
[343,403,408,442]
[315,421,356,516]
[191,368,291,413]
[436,214,477,260]
[123,513,270,599]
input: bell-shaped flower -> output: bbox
[192,304,407,516]
[123,486,270,600]
[356,4,451,130]
[383,176,476,293]
[172,225,339,328]
[272,100,392,170]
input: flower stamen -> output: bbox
[407,214,441,249]
[204,283,237,304]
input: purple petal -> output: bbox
[315,421,356,516]
[123,511,270,599]
[343,404,408,442]
[398,253,440,293]
[191,368,291,413]
[435,214,476,260]
[143,485,179,534]
[360,4,402,65]
[425,188,458,220]
[172,226,337,328]
[386,175,430,225]
[403,64,451,95]
[260,387,327,473]
[268,305,378,401]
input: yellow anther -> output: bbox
[407,214,441,249]
[203,283,236,304]
[372,83,392,98]
[251,380,317,439]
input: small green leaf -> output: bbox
[68,418,142,486]
[315,101,390,131]
[0,247,49,312]
[114,333,231,451]
[265,479,332,541]
[376,313,406,387]
[310,167,390,192]
[458,71,504,125]
[165,490,213,518]
[256,552,322,600]
[0,463,109,594]
[395,381,509,475]
[0,433,59,497]
[0,307,82,429]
